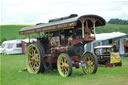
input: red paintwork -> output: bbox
[71,56,81,61]
[106,62,112,67]
[69,36,95,45]
[72,62,79,67]
[51,47,67,54]
[21,41,27,54]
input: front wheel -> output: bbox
[57,53,72,77]
[26,43,45,74]
[81,52,98,74]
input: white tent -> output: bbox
[95,32,126,41]
[22,38,37,43]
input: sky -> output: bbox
[0,0,128,24]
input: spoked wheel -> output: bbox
[26,43,44,74]
[81,52,98,74]
[57,53,72,77]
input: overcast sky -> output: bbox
[0,0,128,24]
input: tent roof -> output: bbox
[94,45,113,49]
[22,38,37,43]
[95,32,127,41]
[6,39,22,43]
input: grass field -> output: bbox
[96,24,128,34]
[0,54,128,85]
[0,25,34,44]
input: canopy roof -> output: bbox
[19,14,106,35]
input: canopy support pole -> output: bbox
[28,34,30,43]
[93,23,96,38]
[82,23,85,38]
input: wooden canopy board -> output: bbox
[19,14,106,35]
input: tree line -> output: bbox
[108,18,128,25]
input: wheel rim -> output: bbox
[57,55,70,77]
[26,45,40,73]
[82,53,95,74]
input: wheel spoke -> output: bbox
[28,52,33,56]
[64,58,67,63]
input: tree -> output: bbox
[108,18,128,25]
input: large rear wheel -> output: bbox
[57,53,72,77]
[26,43,45,74]
[81,52,98,74]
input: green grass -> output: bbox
[0,54,128,85]
[96,24,128,34]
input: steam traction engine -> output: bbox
[19,14,106,77]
